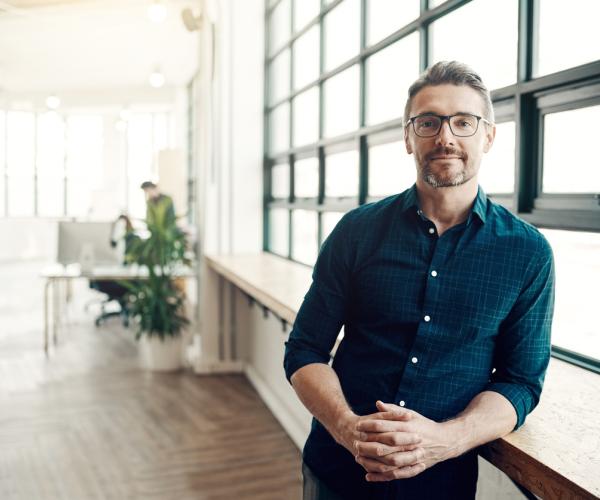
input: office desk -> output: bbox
[41,264,196,354]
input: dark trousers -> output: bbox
[303,462,344,500]
[302,453,478,500]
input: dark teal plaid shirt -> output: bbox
[284,185,554,497]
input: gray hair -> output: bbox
[403,61,494,124]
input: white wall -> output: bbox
[0,219,57,262]
[195,0,263,257]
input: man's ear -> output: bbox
[483,124,496,153]
[404,127,413,154]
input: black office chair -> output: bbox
[89,280,130,327]
[89,216,140,327]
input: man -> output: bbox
[140,180,176,228]
[284,61,555,499]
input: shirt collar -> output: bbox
[398,183,488,224]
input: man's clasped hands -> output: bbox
[336,401,459,482]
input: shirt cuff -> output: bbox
[284,341,331,384]
[484,382,534,430]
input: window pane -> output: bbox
[324,65,359,138]
[293,87,319,146]
[269,0,291,55]
[7,111,35,176]
[543,106,600,193]
[270,49,291,104]
[7,176,34,216]
[541,229,600,361]
[37,112,65,175]
[66,115,104,217]
[270,103,290,154]
[479,121,515,194]
[325,149,358,198]
[153,113,168,153]
[367,0,420,45]
[127,113,154,219]
[537,0,600,77]
[293,26,319,91]
[271,163,290,199]
[321,211,344,243]
[324,0,360,72]
[0,111,5,216]
[269,208,289,257]
[431,0,518,90]
[292,209,318,265]
[127,113,153,180]
[366,33,420,125]
[37,176,64,217]
[369,141,415,197]
[294,0,319,32]
[295,157,319,198]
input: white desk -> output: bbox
[41,264,196,354]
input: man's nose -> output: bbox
[435,120,455,146]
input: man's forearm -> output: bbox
[290,363,357,451]
[442,390,517,459]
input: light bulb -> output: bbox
[149,71,165,88]
[147,2,167,23]
[46,95,60,109]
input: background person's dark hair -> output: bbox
[403,61,494,124]
[140,181,157,190]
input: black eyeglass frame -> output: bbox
[405,113,495,138]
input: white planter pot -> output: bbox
[138,334,183,371]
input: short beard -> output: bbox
[420,147,473,188]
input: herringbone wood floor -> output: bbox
[0,261,302,500]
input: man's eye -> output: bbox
[418,120,435,128]
[453,117,476,129]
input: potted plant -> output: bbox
[122,201,191,371]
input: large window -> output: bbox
[264,0,600,372]
[0,108,171,220]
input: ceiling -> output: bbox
[0,0,200,94]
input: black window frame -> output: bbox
[263,0,600,373]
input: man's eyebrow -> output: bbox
[415,110,478,116]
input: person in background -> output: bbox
[110,213,137,257]
[284,61,555,499]
[140,180,176,228]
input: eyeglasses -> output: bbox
[406,113,493,138]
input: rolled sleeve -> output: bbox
[485,238,555,429]
[284,213,354,383]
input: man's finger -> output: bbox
[354,455,398,474]
[356,448,424,469]
[356,432,421,450]
[366,462,427,482]
[357,419,410,433]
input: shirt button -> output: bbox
[431,270,438,277]
[424,315,431,322]
[428,227,435,234]
[399,400,405,407]
[411,357,418,364]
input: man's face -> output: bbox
[143,186,160,201]
[404,84,495,189]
